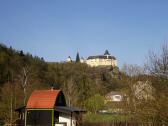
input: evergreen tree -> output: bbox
[19,50,24,56]
[76,52,80,62]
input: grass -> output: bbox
[83,113,131,123]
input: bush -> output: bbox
[84,94,104,113]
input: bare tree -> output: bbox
[144,43,168,124]
[62,77,77,107]
[18,67,29,105]
[121,63,145,77]
[146,43,168,78]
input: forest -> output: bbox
[0,43,167,125]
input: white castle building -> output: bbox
[67,56,72,62]
[86,50,117,67]
[67,50,117,67]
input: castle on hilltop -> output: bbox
[67,50,117,67]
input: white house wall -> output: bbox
[58,114,76,126]
[105,94,123,102]
[112,95,122,101]
[55,124,64,126]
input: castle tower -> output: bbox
[104,50,110,58]
[67,56,72,62]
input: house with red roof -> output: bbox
[15,89,85,126]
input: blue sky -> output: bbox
[0,0,168,68]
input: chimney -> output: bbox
[51,86,54,91]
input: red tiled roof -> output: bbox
[26,90,61,109]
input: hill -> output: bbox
[0,43,123,124]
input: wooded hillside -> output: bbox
[0,43,123,124]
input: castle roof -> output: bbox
[87,55,116,60]
[87,50,116,60]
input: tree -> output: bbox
[146,43,168,79]
[18,66,29,105]
[76,52,80,62]
[19,50,24,56]
[121,63,145,77]
[145,43,168,124]
[62,77,77,107]
[85,94,104,113]
[0,82,23,125]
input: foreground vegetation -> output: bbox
[84,113,131,123]
[0,43,168,125]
